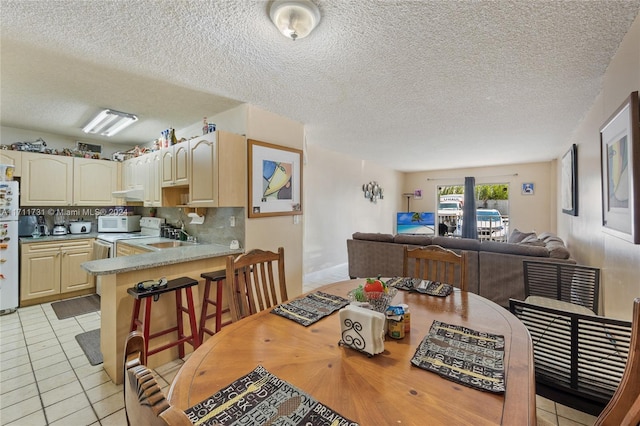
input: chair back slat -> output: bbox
[523,261,600,313]
[226,247,288,322]
[123,331,191,426]
[596,298,640,426]
[403,245,467,291]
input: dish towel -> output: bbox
[185,365,359,426]
[338,304,385,356]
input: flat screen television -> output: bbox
[396,212,435,235]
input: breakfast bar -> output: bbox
[82,243,242,384]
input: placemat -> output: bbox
[271,291,350,326]
[386,277,453,297]
[411,320,506,393]
[185,365,359,426]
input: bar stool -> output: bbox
[128,276,201,359]
[199,270,232,341]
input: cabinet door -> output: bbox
[123,158,136,189]
[174,143,189,186]
[20,246,60,301]
[189,135,218,207]
[161,148,174,187]
[150,151,162,206]
[73,158,118,206]
[116,242,133,257]
[21,153,73,206]
[0,150,21,177]
[60,246,94,293]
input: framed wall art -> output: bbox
[521,183,535,195]
[561,144,578,216]
[248,139,303,218]
[600,91,640,244]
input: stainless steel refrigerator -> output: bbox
[0,181,19,314]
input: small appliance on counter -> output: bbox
[52,212,67,235]
[98,214,141,233]
[69,220,92,234]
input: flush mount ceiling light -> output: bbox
[82,109,138,137]
[269,0,321,41]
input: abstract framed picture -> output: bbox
[600,91,640,244]
[248,139,303,218]
[521,183,534,195]
[561,144,578,216]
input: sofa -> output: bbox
[346,229,575,308]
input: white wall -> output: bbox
[303,143,404,274]
[557,13,640,320]
[404,162,557,235]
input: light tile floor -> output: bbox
[0,265,598,425]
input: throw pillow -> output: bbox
[508,228,536,244]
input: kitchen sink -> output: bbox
[146,241,198,249]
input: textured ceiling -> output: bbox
[1,0,639,172]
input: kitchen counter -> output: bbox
[83,237,243,385]
[19,232,99,243]
[81,240,242,275]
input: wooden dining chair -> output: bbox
[402,245,467,291]
[225,247,288,322]
[595,298,640,426]
[123,331,191,426]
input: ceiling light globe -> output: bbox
[269,0,321,40]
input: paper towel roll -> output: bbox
[187,212,205,224]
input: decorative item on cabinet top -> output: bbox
[363,181,383,203]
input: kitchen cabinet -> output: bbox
[161,142,189,187]
[20,238,94,303]
[146,151,162,207]
[188,131,246,207]
[73,157,120,206]
[21,152,73,206]
[0,150,22,177]
[116,241,151,257]
[21,153,120,206]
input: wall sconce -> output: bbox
[363,181,383,203]
[83,109,138,137]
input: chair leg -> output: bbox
[142,298,153,358]
[175,290,185,358]
[215,279,224,332]
[199,278,212,343]
[130,299,142,332]
[184,287,200,349]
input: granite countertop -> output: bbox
[19,232,100,243]
[81,240,242,276]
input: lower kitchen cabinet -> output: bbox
[20,238,95,304]
[115,241,151,257]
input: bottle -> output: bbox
[170,128,177,145]
[202,117,208,135]
[400,304,410,333]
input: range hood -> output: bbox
[112,187,144,201]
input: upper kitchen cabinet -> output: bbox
[21,152,73,205]
[145,150,162,207]
[161,142,188,187]
[0,150,22,177]
[73,158,120,206]
[21,152,120,206]
[189,131,246,207]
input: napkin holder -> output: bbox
[338,304,385,357]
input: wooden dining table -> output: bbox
[168,279,536,425]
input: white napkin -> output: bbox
[339,305,385,356]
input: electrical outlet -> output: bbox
[229,216,236,227]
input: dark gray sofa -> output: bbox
[346,230,575,307]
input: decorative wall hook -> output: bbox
[362,181,384,203]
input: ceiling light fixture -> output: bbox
[82,109,138,137]
[269,0,321,41]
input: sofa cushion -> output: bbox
[352,232,394,243]
[480,240,550,257]
[546,241,571,259]
[508,228,536,244]
[538,232,557,242]
[393,234,432,246]
[432,236,481,251]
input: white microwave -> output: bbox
[98,215,141,232]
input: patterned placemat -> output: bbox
[271,292,350,326]
[386,277,453,297]
[411,320,506,393]
[185,365,359,426]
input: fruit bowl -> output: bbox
[347,287,398,313]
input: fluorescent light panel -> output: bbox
[83,109,138,137]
